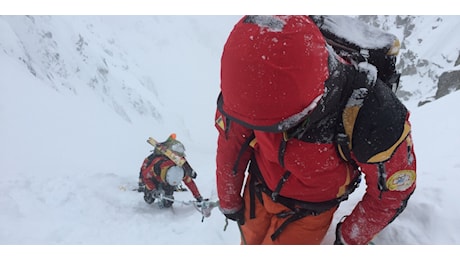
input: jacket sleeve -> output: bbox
[215,109,254,214]
[183,176,201,198]
[340,118,417,244]
[183,161,198,178]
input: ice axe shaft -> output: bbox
[153,194,220,218]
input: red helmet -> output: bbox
[219,15,329,132]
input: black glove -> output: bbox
[143,190,155,204]
[195,196,203,202]
[191,170,197,179]
[224,207,245,225]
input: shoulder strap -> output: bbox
[230,132,255,175]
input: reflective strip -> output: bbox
[216,115,225,131]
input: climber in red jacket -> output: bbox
[214,15,416,245]
[139,134,203,208]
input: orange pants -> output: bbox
[239,182,337,245]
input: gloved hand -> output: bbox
[224,206,245,225]
[195,197,210,208]
[143,189,155,204]
[195,196,203,203]
[191,170,198,179]
[334,220,376,245]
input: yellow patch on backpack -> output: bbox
[386,170,416,191]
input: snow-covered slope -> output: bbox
[1,16,460,247]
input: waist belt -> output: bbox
[248,158,361,241]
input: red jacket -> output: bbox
[215,15,416,245]
[140,154,201,199]
[215,110,416,244]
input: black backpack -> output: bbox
[221,15,410,170]
[216,17,411,236]
[283,16,410,167]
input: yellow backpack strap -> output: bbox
[337,102,362,163]
[337,85,368,169]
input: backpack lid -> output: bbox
[219,15,329,132]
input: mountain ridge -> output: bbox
[1,15,458,119]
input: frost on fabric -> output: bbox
[346,88,368,107]
[277,94,323,131]
[313,15,397,49]
[244,15,287,32]
[326,45,340,71]
[358,62,378,86]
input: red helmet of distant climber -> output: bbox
[218,15,329,132]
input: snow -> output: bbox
[311,15,397,49]
[1,13,460,259]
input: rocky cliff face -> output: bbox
[0,15,236,125]
[357,15,460,108]
[1,15,459,121]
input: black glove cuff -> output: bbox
[191,170,197,179]
[224,208,245,225]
